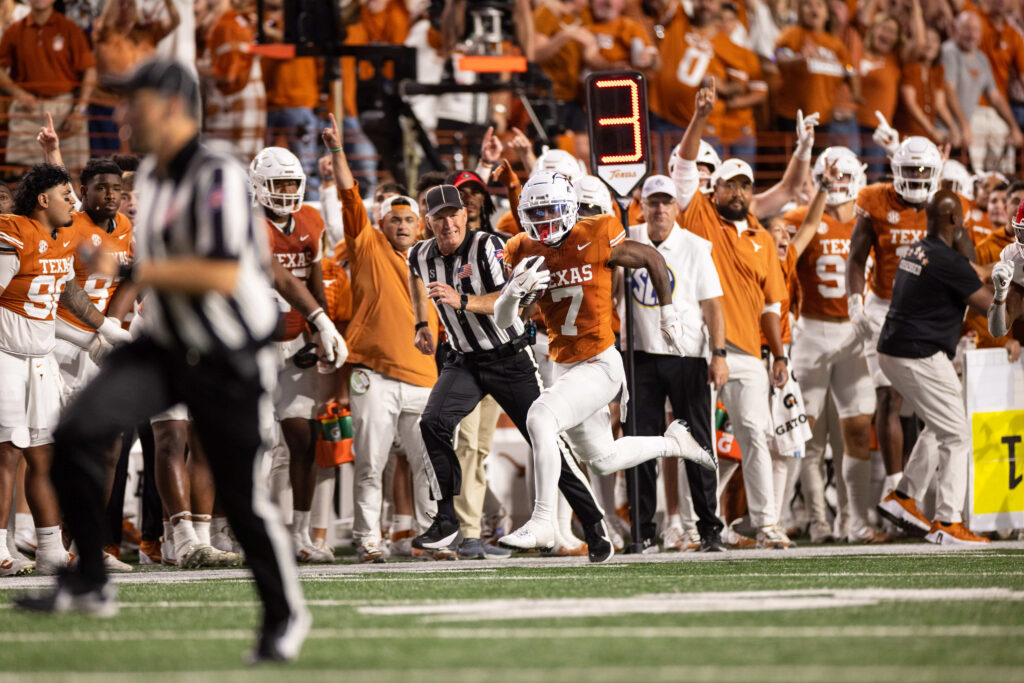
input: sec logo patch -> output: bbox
[92,234,102,247]
[631,266,675,308]
[38,240,48,254]
[886,211,900,225]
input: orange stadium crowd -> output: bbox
[0,0,1022,594]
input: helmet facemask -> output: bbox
[520,201,578,245]
[262,176,306,214]
[893,163,939,204]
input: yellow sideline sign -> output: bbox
[972,410,1024,516]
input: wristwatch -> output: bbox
[711,348,727,358]
[459,293,468,311]
[776,356,789,365]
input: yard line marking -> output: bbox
[1,666,1023,683]
[1,625,1023,644]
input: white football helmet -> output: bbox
[891,136,941,205]
[576,175,614,217]
[532,148,586,184]
[940,159,973,201]
[1013,197,1024,254]
[812,146,866,206]
[667,141,721,194]
[518,171,579,246]
[250,146,306,214]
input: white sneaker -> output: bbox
[607,525,625,552]
[103,551,133,573]
[662,524,685,551]
[35,550,76,575]
[210,528,238,554]
[755,525,792,549]
[388,530,413,557]
[208,546,244,567]
[498,519,555,551]
[809,520,836,544]
[665,420,717,471]
[296,543,333,564]
[177,544,217,569]
[356,540,386,564]
[313,537,334,556]
[680,527,702,551]
[0,554,34,576]
[14,527,36,555]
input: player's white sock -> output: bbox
[35,526,64,562]
[882,472,902,499]
[292,510,312,547]
[556,494,580,546]
[0,529,9,560]
[170,513,200,558]
[193,515,212,546]
[212,516,228,536]
[843,456,874,531]
[15,513,33,536]
[588,437,673,475]
[667,513,682,530]
[392,514,412,533]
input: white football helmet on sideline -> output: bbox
[532,148,586,184]
[667,141,721,194]
[813,147,866,206]
[940,159,973,201]
[518,172,579,246]
[250,146,306,214]
[1013,198,1024,256]
[576,175,614,217]
[891,136,942,205]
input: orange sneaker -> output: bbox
[925,521,991,546]
[877,491,932,535]
[121,519,142,549]
[103,544,121,560]
[139,539,162,565]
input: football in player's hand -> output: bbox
[519,257,549,307]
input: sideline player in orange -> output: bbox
[250,145,347,564]
[493,171,716,550]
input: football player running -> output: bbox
[846,135,973,536]
[784,148,886,543]
[989,200,1024,341]
[494,172,716,551]
[250,146,347,564]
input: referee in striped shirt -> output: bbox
[16,59,308,663]
[408,185,611,562]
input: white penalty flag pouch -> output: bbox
[770,375,812,457]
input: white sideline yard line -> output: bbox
[0,540,1020,591]
[1,624,1023,644]
[4,666,1024,683]
[3,667,1024,683]
[3,569,1024,591]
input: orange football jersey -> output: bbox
[782,207,854,318]
[962,228,1013,348]
[0,215,78,355]
[964,211,995,246]
[650,14,726,130]
[56,211,133,333]
[267,205,325,340]
[587,15,652,67]
[322,255,352,325]
[503,215,625,364]
[853,184,970,300]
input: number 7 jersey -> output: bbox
[0,215,77,356]
[503,215,625,364]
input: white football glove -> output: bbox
[87,335,113,364]
[97,316,131,346]
[872,111,900,158]
[506,255,551,300]
[794,109,820,160]
[310,308,348,367]
[660,304,686,356]
[992,260,1014,301]
[847,293,880,343]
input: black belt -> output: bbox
[459,335,529,363]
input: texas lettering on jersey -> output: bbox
[56,211,133,333]
[854,184,970,300]
[782,207,854,318]
[267,204,325,340]
[503,215,625,364]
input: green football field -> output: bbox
[1,542,1023,682]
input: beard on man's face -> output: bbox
[716,197,748,221]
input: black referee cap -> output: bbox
[424,184,464,216]
[103,58,201,120]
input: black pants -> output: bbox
[420,346,604,528]
[53,337,302,627]
[103,426,163,547]
[629,352,722,541]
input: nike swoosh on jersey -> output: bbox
[118,234,128,239]
[300,234,310,241]
[62,241,71,247]
[577,242,591,250]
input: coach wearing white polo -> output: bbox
[619,175,729,552]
